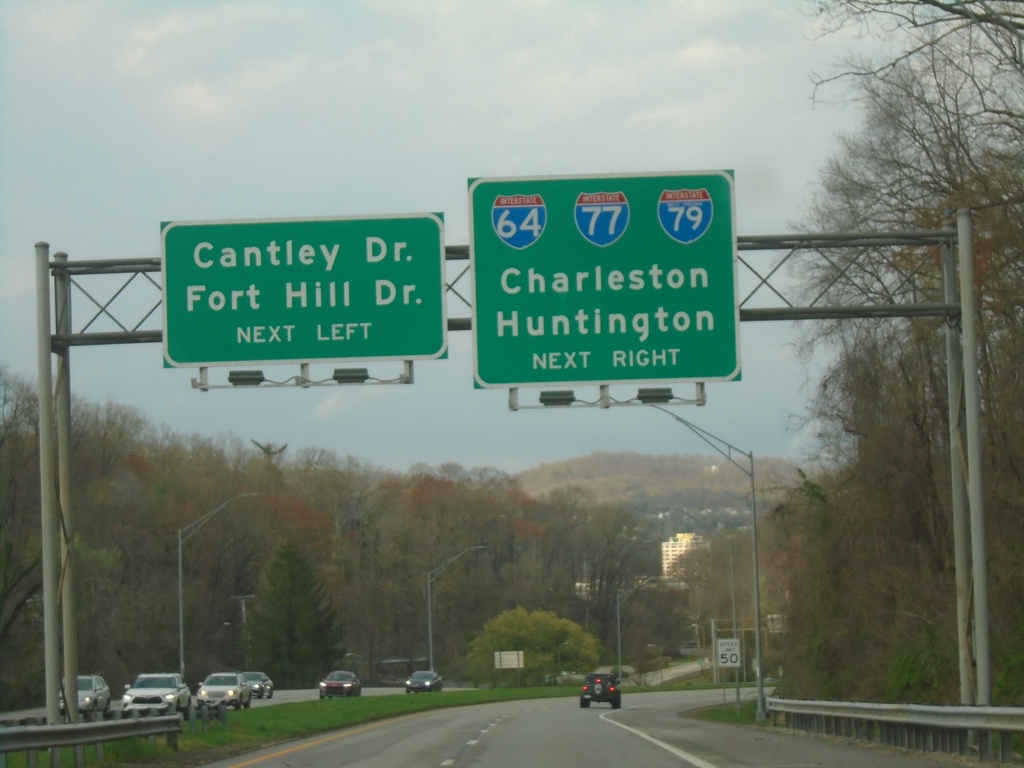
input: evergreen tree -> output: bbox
[249,538,344,688]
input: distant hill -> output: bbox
[517,451,800,517]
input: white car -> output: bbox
[122,673,192,713]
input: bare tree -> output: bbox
[781,19,1024,701]
[811,0,1024,81]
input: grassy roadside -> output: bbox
[5,681,756,768]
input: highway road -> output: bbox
[194,690,967,768]
[4,687,970,767]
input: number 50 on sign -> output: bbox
[717,638,741,668]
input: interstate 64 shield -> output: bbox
[468,171,740,389]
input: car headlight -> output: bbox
[199,688,208,696]
[227,689,236,696]
[82,696,93,704]
[123,694,132,704]
[163,692,176,701]
[319,682,327,688]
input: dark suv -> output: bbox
[580,672,622,709]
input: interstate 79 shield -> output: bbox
[659,188,713,244]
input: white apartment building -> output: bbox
[661,532,709,577]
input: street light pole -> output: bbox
[178,493,259,680]
[748,452,766,718]
[646,404,767,720]
[726,536,741,711]
[616,582,644,680]
[556,641,568,680]
[232,594,256,669]
[427,546,485,671]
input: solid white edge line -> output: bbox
[600,711,721,768]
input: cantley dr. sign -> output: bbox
[469,171,741,388]
[161,214,447,367]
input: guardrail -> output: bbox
[0,713,182,768]
[767,696,1024,763]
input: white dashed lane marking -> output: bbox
[439,712,525,766]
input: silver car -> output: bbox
[62,674,111,714]
[198,672,251,710]
[122,673,191,713]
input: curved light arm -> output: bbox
[180,492,260,546]
[644,403,752,477]
[428,545,486,584]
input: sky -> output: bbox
[0,1,876,475]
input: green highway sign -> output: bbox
[468,171,740,388]
[162,215,447,367]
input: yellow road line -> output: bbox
[227,712,431,768]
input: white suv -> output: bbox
[122,673,192,713]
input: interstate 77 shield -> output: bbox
[469,171,740,389]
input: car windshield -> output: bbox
[243,673,262,681]
[327,671,353,681]
[135,676,175,688]
[410,671,434,680]
[76,676,94,691]
[207,675,237,685]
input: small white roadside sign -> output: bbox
[717,638,741,668]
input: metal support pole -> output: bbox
[55,252,79,723]
[178,528,185,678]
[750,453,766,720]
[616,593,623,678]
[957,209,990,705]
[728,538,740,712]
[942,226,975,705]
[711,618,718,685]
[426,572,434,671]
[35,242,61,725]
[232,594,255,668]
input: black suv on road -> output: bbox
[579,673,622,709]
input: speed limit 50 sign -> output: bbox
[717,638,741,668]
